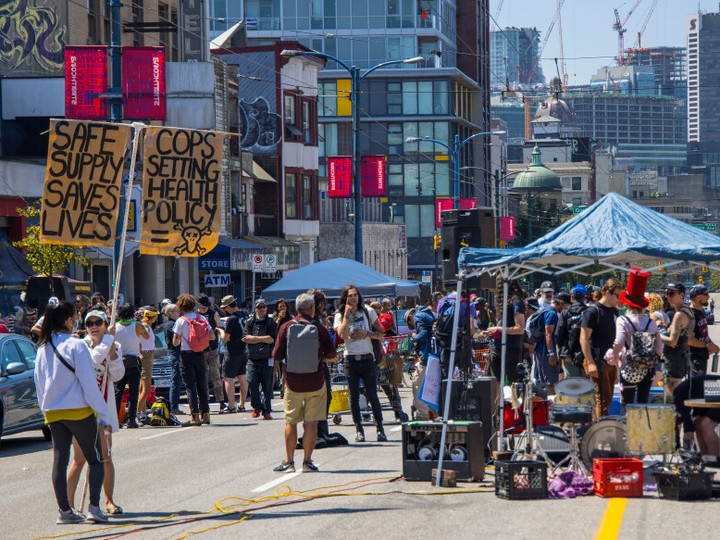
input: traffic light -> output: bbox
[699,275,704,284]
[433,234,441,250]
[702,266,708,273]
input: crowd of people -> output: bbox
[28,272,720,524]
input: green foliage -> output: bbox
[13,202,89,277]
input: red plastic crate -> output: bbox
[593,458,643,498]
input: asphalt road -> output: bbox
[3,318,720,540]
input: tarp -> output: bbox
[459,192,720,276]
[260,258,420,302]
[0,241,34,287]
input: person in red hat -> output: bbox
[611,268,664,409]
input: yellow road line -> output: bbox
[595,498,628,540]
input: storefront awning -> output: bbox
[242,161,276,183]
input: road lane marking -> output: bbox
[251,471,302,492]
[140,427,191,440]
[595,498,627,540]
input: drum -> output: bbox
[579,417,626,469]
[550,404,593,425]
[625,404,676,454]
[555,377,596,411]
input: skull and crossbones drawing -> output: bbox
[173,222,213,256]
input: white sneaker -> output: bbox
[56,509,85,524]
[86,505,109,523]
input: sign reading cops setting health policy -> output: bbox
[41,119,130,246]
[141,126,223,256]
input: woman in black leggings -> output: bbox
[34,302,111,525]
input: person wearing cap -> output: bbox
[67,309,125,516]
[611,269,663,409]
[532,289,561,395]
[244,298,278,419]
[580,279,622,417]
[555,285,589,379]
[136,307,159,423]
[474,297,495,332]
[197,295,226,412]
[538,281,554,307]
[218,295,249,413]
[660,282,696,394]
[688,284,719,376]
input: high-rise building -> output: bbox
[490,27,544,90]
[625,46,686,100]
[687,11,720,186]
[239,0,492,275]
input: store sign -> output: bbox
[360,155,386,197]
[122,47,166,121]
[203,274,230,287]
[327,156,352,198]
[64,46,108,120]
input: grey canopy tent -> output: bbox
[260,257,420,302]
[432,192,720,484]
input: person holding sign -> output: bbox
[333,285,387,443]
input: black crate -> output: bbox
[655,471,714,501]
[495,460,548,500]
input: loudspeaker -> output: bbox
[440,207,495,289]
[439,378,498,456]
[402,421,484,481]
[535,425,571,462]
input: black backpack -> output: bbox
[434,301,456,348]
[564,304,588,364]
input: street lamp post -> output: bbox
[405,131,504,210]
[281,49,424,263]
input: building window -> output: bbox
[131,0,144,46]
[571,177,582,191]
[285,93,317,145]
[285,173,297,218]
[303,175,313,219]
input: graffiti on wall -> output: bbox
[0,0,66,76]
[238,97,282,154]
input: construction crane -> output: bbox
[617,0,660,91]
[523,0,565,85]
[557,0,568,92]
[613,0,644,65]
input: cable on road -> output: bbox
[32,475,495,540]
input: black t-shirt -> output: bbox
[200,308,219,350]
[581,303,617,357]
[494,299,526,350]
[691,307,709,362]
[224,313,246,356]
[162,320,180,358]
[244,315,278,361]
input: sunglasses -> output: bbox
[85,319,105,328]
[256,305,267,309]
[665,290,678,297]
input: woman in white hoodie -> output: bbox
[67,309,125,515]
[34,302,110,525]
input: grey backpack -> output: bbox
[286,320,319,374]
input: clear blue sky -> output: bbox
[492,0,719,85]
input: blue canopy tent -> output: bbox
[260,257,420,302]
[431,193,720,484]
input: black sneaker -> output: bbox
[126,419,139,429]
[273,460,295,473]
[303,460,319,472]
[377,430,388,442]
[355,431,365,443]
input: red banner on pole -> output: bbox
[500,216,515,241]
[64,47,108,120]
[435,198,479,227]
[327,156,352,198]
[122,47,167,120]
[360,155,386,197]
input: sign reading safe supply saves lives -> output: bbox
[40,120,130,246]
[141,126,223,256]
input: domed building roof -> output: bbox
[511,146,562,192]
[534,78,576,124]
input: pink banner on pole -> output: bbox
[435,198,479,227]
[360,155,386,197]
[122,47,166,120]
[64,47,108,120]
[500,216,515,241]
[327,156,352,197]
[459,197,477,210]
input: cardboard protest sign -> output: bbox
[40,120,130,246]
[141,126,222,256]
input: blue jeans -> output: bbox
[248,361,273,413]
[169,351,183,411]
[346,356,384,430]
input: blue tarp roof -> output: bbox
[459,192,720,275]
[261,258,420,302]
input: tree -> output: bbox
[13,202,89,278]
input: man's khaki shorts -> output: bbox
[283,386,327,425]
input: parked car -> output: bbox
[150,330,176,396]
[0,334,49,446]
